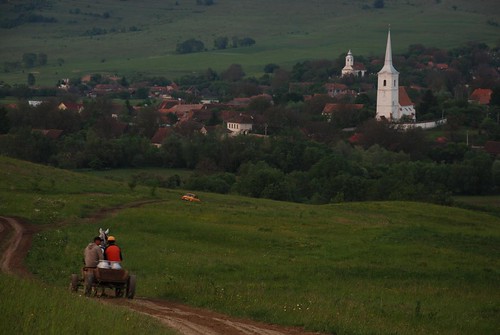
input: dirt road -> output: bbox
[0,214,321,335]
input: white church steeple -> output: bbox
[376,29,400,120]
[346,50,353,68]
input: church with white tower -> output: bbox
[341,50,367,77]
[376,30,415,121]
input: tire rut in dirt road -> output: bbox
[112,298,320,335]
[0,216,38,277]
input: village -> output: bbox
[0,31,499,203]
[3,30,498,156]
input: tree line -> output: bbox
[0,100,498,204]
[176,36,256,54]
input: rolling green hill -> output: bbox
[1,0,499,85]
[1,156,499,334]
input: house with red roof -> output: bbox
[58,102,84,113]
[226,114,254,135]
[33,129,64,140]
[158,104,205,123]
[484,141,500,157]
[149,83,179,98]
[151,127,174,147]
[226,94,272,108]
[469,88,492,105]
[324,83,355,98]
[322,103,364,121]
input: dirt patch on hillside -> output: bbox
[0,203,323,335]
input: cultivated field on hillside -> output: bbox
[1,0,499,85]
[1,157,497,334]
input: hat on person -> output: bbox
[107,236,116,242]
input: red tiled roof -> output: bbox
[219,110,239,122]
[324,83,348,90]
[435,63,449,70]
[227,97,251,106]
[399,87,413,107]
[165,104,204,113]
[470,88,492,105]
[227,114,254,124]
[191,109,213,123]
[151,127,173,144]
[353,63,366,71]
[59,102,83,112]
[322,103,364,115]
[157,99,180,110]
[33,129,64,139]
[484,141,500,155]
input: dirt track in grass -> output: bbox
[0,202,322,335]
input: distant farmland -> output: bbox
[0,0,499,85]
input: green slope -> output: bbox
[1,156,497,334]
[1,0,499,85]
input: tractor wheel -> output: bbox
[84,273,95,297]
[70,274,79,292]
[115,287,124,298]
[126,275,136,299]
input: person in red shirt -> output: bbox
[104,236,123,269]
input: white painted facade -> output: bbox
[341,50,354,76]
[396,118,447,130]
[376,30,400,121]
[341,50,366,77]
[227,121,252,135]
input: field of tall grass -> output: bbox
[1,0,499,85]
[0,274,173,334]
[1,156,499,334]
[0,156,156,224]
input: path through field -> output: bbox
[0,212,321,335]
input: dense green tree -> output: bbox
[22,53,37,68]
[234,161,285,198]
[196,0,214,5]
[418,89,440,120]
[221,64,245,82]
[0,107,11,134]
[27,73,36,86]
[492,159,500,191]
[373,0,385,8]
[37,53,47,66]
[264,63,280,74]
[238,37,256,47]
[135,105,159,138]
[160,134,185,168]
[213,36,228,50]
[176,38,205,54]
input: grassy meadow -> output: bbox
[1,0,499,85]
[1,156,497,334]
[83,167,193,186]
[0,156,158,224]
[0,274,173,335]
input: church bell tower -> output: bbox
[376,29,399,120]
